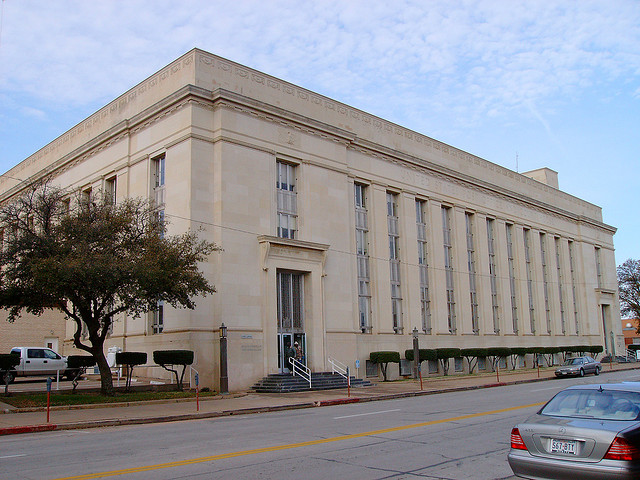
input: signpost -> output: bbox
[46,377,52,423]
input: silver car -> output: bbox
[555,356,601,378]
[508,383,640,479]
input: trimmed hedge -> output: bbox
[460,348,488,374]
[370,351,401,364]
[66,355,97,393]
[487,347,512,357]
[153,350,194,391]
[67,355,96,369]
[370,351,400,381]
[404,349,437,362]
[153,350,194,366]
[116,352,147,366]
[435,348,461,376]
[0,353,20,371]
[628,345,640,352]
[116,352,148,392]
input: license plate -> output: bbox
[551,439,577,455]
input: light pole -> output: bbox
[219,323,228,394]
[412,327,420,379]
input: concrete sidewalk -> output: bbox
[1,363,639,436]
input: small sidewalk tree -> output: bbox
[66,355,97,393]
[460,348,487,374]
[154,350,194,391]
[116,352,147,392]
[370,351,400,381]
[436,348,461,376]
[0,354,19,395]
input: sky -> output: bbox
[0,0,638,265]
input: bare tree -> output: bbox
[618,259,640,333]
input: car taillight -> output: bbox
[604,437,640,461]
[511,427,527,450]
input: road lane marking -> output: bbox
[334,408,401,419]
[50,402,544,480]
[0,454,27,459]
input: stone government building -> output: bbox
[0,49,622,390]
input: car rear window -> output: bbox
[541,389,640,421]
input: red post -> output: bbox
[347,366,351,398]
[496,363,500,383]
[419,367,423,391]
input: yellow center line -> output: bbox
[51,402,544,480]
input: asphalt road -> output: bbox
[2,369,640,480]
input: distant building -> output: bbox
[0,49,623,390]
[622,318,640,347]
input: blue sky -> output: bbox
[0,0,638,264]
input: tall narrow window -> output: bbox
[81,187,92,205]
[355,184,371,333]
[524,228,536,334]
[595,246,603,289]
[442,206,456,333]
[487,218,499,334]
[416,200,431,333]
[540,233,551,334]
[105,176,117,204]
[568,241,579,334]
[387,193,402,333]
[506,224,518,334]
[152,154,166,207]
[466,213,479,334]
[276,161,297,239]
[151,301,164,334]
[555,237,566,334]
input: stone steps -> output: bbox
[252,372,372,393]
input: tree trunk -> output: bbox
[94,349,114,396]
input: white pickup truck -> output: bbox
[4,346,74,382]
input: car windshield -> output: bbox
[564,358,583,365]
[541,389,640,421]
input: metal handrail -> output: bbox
[289,357,311,388]
[328,356,349,380]
[627,349,638,362]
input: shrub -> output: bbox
[487,347,512,371]
[509,347,529,369]
[435,348,461,376]
[116,352,147,392]
[66,355,97,393]
[153,350,194,391]
[404,349,437,362]
[0,354,20,394]
[369,351,400,381]
[460,348,488,374]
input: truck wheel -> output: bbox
[2,371,15,384]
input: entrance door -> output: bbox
[277,271,305,372]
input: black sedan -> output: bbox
[508,382,640,479]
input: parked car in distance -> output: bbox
[508,383,640,479]
[4,347,74,383]
[555,356,601,378]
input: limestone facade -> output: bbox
[0,49,622,389]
